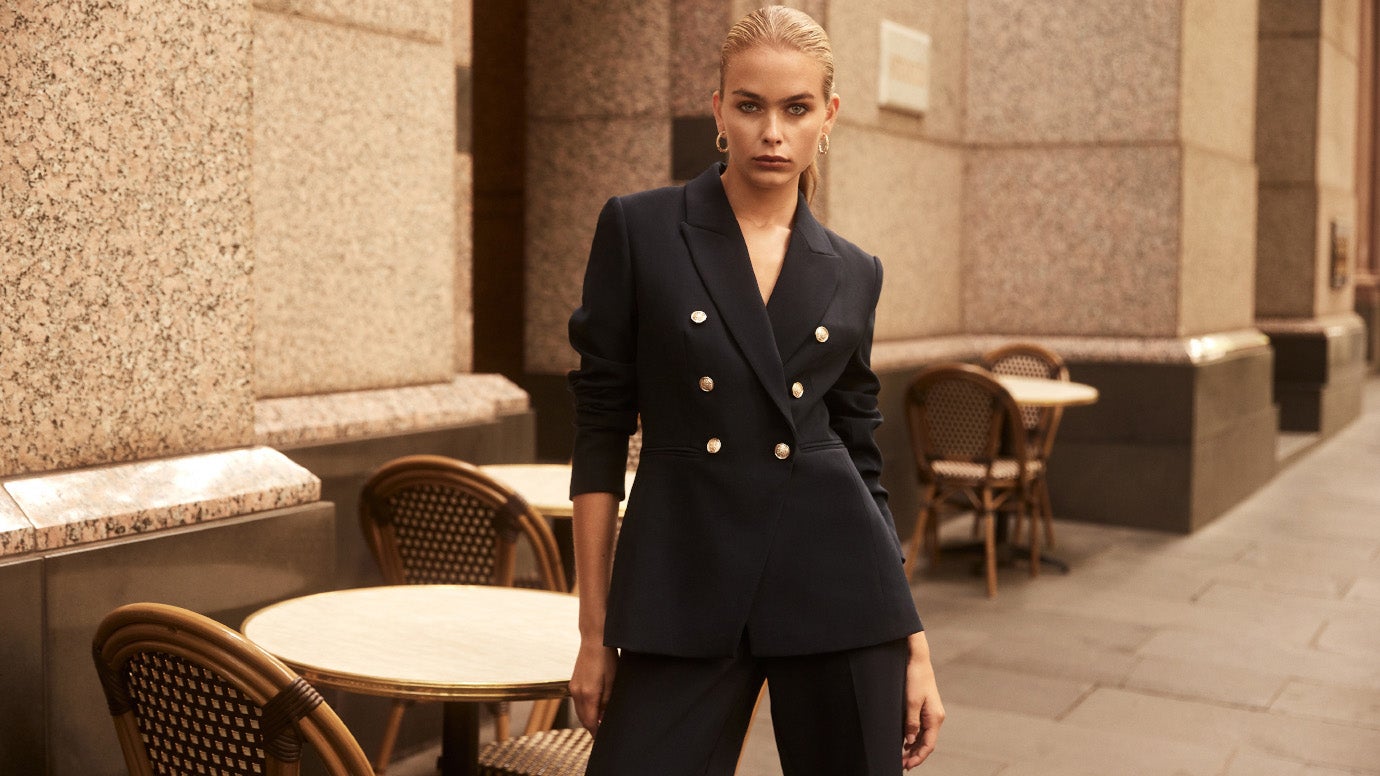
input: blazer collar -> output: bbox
[679,164,840,425]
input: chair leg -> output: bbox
[490,701,510,742]
[906,507,927,580]
[1039,477,1056,549]
[982,509,997,599]
[523,698,562,735]
[927,500,940,566]
[1026,495,1040,578]
[374,699,410,775]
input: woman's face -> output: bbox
[713,45,839,194]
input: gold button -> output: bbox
[774,443,791,460]
[706,437,722,454]
[814,326,829,343]
[791,381,804,399]
[690,310,708,324]
[699,376,715,392]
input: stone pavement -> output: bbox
[737,377,1380,776]
[394,377,1380,775]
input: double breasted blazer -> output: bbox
[568,164,922,658]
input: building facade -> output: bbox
[1,1,1376,772]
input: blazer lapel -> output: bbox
[680,165,795,428]
[767,197,840,367]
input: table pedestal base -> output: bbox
[439,702,480,776]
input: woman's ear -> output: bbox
[712,89,723,127]
[823,92,841,132]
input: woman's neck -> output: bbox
[720,166,798,230]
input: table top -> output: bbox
[479,463,635,518]
[242,585,580,702]
[995,375,1100,407]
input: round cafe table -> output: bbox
[242,585,579,776]
[994,375,1099,407]
[478,463,635,518]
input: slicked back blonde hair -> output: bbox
[719,6,834,202]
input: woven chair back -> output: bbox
[360,455,567,591]
[905,363,1028,478]
[982,343,1069,453]
[92,603,374,776]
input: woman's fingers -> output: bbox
[570,645,618,734]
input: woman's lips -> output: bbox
[752,155,790,168]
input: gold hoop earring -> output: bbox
[817,133,830,155]
[715,131,729,153]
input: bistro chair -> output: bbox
[360,455,568,774]
[981,342,1068,549]
[904,363,1041,598]
[478,727,592,776]
[91,602,374,776]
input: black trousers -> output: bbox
[585,638,909,776]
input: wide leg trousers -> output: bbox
[584,638,909,776]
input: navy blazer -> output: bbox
[568,164,922,658]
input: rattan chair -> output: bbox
[904,363,1042,597]
[92,602,374,776]
[477,727,592,776]
[359,454,569,774]
[981,343,1068,549]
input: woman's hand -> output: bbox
[569,641,619,734]
[902,631,945,769]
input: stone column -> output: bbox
[251,0,457,397]
[962,0,1275,532]
[522,0,671,456]
[0,4,328,773]
[1256,0,1369,434]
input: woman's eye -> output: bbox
[737,102,759,113]
[787,104,808,116]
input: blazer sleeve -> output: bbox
[567,196,638,499]
[822,255,895,530]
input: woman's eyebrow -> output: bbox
[731,89,816,103]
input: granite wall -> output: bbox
[250,0,459,397]
[0,0,256,477]
[523,0,672,376]
[825,1,967,341]
[965,0,1257,340]
[1257,0,1362,320]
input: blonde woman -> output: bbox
[567,7,943,774]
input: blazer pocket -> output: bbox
[639,446,703,460]
[797,439,846,453]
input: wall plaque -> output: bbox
[878,20,931,115]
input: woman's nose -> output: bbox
[762,114,783,143]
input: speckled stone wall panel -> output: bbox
[672,0,731,117]
[963,146,1182,337]
[455,151,474,373]
[525,0,671,375]
[453,0,472,64]
[253,0,448,42]
[966,0,1180,145]
[1180,147,1258,336]
[0,0,255,477]
[0,489,33,558]
[1180,0,1258,160]
[251,11,455,397]
[1323,0,1362,58]
[1318,34,1360,191]
[526,0,670,120]
[525,117,671,373]
[1256,36,1321,185]
[1257,185,1319,318]
[826,0,966,144]
[826,126,963,340]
